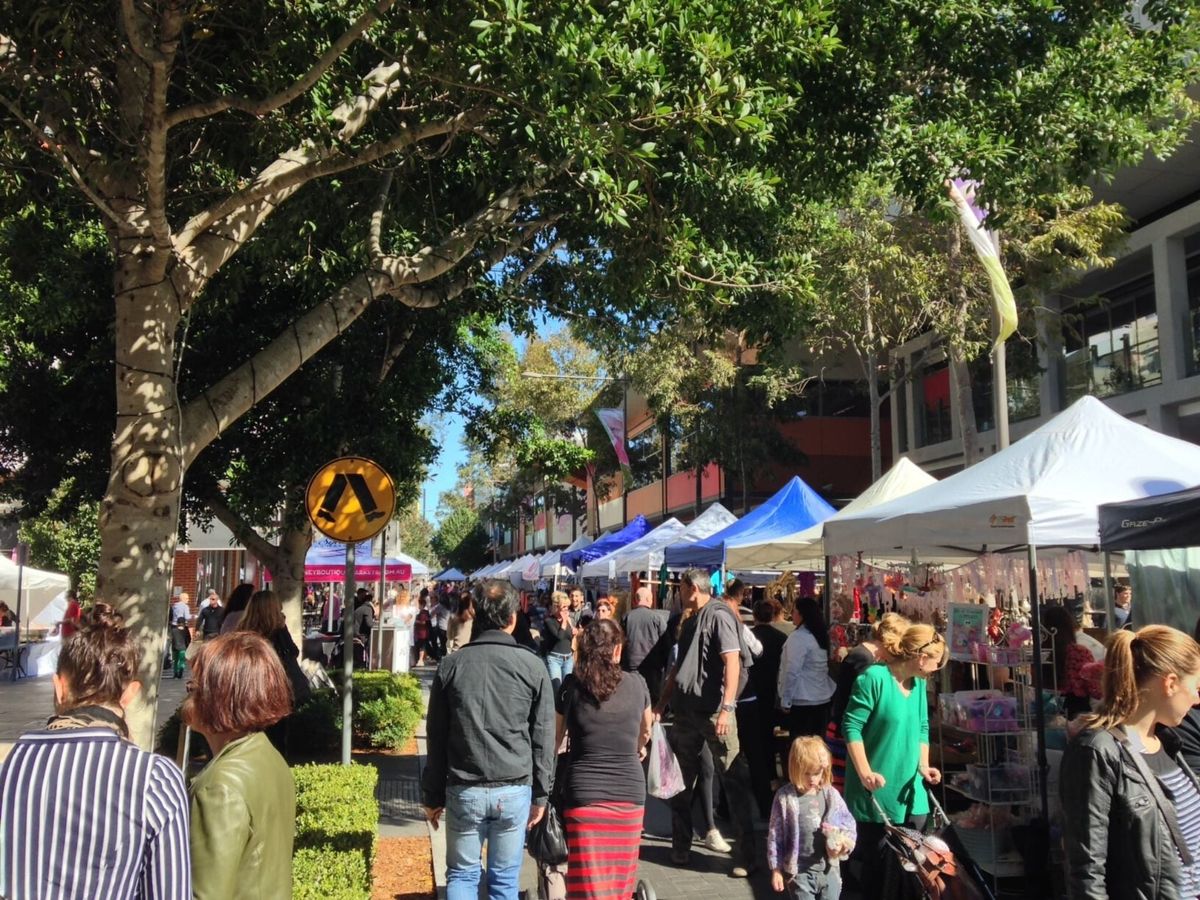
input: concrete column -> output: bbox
[1153,236,1191,385]
[1036,299,1064,419]
[1146,402,1181,437]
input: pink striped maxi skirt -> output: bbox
[564,802,643,900]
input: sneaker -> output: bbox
[704,829,732,853]
[730,863,757,878]
[670,849,690,866]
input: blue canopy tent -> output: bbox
[561,516,651,569]
[432,567,467,582]
[663,476,836,569]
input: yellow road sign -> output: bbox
[305,456,396,543]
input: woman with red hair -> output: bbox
[183,631,296,900]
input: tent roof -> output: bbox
[725,458,936,570]
[1099,485,1200,550]
[0,556,70,628]
[562,516,652,568]
[432,567,467,581]
[664,477,836,569]
[605,503,739,574]
[579,519,685,577]
[824,396,1200,556]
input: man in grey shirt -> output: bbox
[654,568,759,877]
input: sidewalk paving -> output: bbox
[0,665,189,763]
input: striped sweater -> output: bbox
[0,727,191,900]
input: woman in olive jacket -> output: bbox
[182,632,297,900]
[1060,626,1200,900]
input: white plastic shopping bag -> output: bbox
[647,721,685,799]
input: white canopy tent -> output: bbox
[579,518,686,578]
[823,397,1200,557]
[593,504,739,577]
[725,458,936,570]
[0,555,70,636]
[821,396,1200,824]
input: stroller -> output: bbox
[871,792,993,900]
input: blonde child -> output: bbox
[768,737,857,899]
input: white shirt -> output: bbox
[432,601,453,630]
[778,625,836,708]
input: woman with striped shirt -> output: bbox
[0,612,191,899]
[1062,625,1200,900]
[555,618,653,900]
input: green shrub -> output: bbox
[292,763,378,900]
[292,847,369,900]
[153,710,209,760]
[288,689,342,758]
[358,694,422,750]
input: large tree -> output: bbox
[1,0,1195,748]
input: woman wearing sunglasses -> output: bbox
[841,623,946,898]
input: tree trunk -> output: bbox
[949,344,978,467]
[271,523,311,647]
[867,348,883,481]
[97,251,184,749]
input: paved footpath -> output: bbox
[0,663,189,763]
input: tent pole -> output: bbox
[823,554,833,624]
[341,541,355,766]
[11,545,25,682]
[1027,544,1050,824]
[1103,551,1116,632]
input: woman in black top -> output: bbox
[556,619,652,900]
[237,589,311,754]
[542,590,575,692]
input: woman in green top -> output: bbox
[841,623,946,898]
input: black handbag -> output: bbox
[526,805,568,865]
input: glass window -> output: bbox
[917,362,952,447]
[969,341,1042,429]
[1187,232,1200,374]
[626,420,662,491]
[1062,269,1159,402]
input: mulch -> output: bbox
[372,836,435,900]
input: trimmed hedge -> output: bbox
[292,763,378,900]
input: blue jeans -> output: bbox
[545,652,573,686]
[445,784,532,900]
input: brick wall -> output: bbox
[173,551,199,613]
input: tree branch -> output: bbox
[198,484,281,568]
[144,3,183,247]
[0,94,122,223]
[174,109,484,251]
[368,170,394,262]
[179,177,540,462]
[166,0,398,129]
[120,0,159,64]
[378,321,416,384]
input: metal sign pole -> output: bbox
[11,545,25,681]
[376,532,386,669]
[342,541,355,765]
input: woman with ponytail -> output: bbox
[1062,625,1200,900]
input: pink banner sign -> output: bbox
[595,407,631,472]
[265,563,413,583]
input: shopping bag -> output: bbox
[647,721,685,799]
[527,805,569,865]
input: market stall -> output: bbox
[663,475,835,570]
[1099,486,1200,632]
[823,395,1200,872]
[723,458,935,571]
[432,567,467,582]
[579,518,685,578]
[561,516,652,569]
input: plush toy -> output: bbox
[987,607,1005,644]
[1006,621,1032,648]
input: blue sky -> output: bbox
[421,313,562,524]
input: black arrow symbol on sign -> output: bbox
[317,473,385,524]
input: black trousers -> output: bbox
[787,702,831,744]
[736,699,777,819]
[852,814,928,899]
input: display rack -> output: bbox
[935,633,1056,893]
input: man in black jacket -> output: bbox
[421,581,555,900]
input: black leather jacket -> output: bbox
[1061,725,1199,900]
